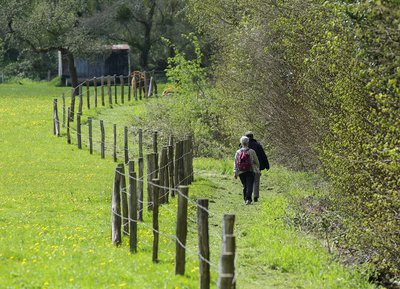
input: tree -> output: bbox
[87,0,192,70]
[0,0,101,92]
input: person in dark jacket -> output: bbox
[245,131,269,202]
[234,136,260,205]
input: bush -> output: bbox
[138,34,229,158]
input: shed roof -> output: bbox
[110,44,130,51]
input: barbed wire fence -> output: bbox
[51,74,238,289]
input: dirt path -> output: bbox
[189,167,375,289]
[190,170,296,288]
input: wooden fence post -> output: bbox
[78,87,83,115]
[77,113,82,149]
[227,235,236,289]
[168,135,174,146]
[158,147,165,204]
[163,146,170,203]
[153,131,158,154]
[153,131,159,175]
[175,185,189,275]
[218,214,236,289]
[101,76,105,106]
[62,93,66,127]
[128,161,137,253]
[138,157,144,222]
[53,99,60,136]
[153,77,158,97]
[67,107,71,144]
[124,126,129,165]
[197,199,210,289]
[107,75,112,108]
[146,153,157,211]
[133,73,138,101]
[183,139,189,185]
[113,124,117,162]
[159,146,169,204]
[169,136,175,196]
[69,88,76,121]
[177,141,185,186]
[88,117,93,154]
[100,120,105,159]
[114,74,117,104]
[223,215,235,243]
[218,237,235,289]
[187,135,194,183]
[167,144,175,197]
[144,71,149,98]
[148,76,153,97]
[112,164,123,246]
[128,74,131,101]
[152,178,160,263]
[120,164,129,235]
[120,75,124,104]
[86,79,90,110]
[138,129,143,158]
[174,141,181,187]
[93,77,98,108]
[138,72,143,100]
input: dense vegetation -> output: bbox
[1,0,398,286]
[143,0,400,284]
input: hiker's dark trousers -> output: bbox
[239,171,255,202]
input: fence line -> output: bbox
[57,112,218,219]
[63,72,159,123]
[111,157,236,288]
[52,73,237,288]
[54,112,179,165]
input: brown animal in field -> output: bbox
[130,71,145,93]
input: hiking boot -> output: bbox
[254,197,258,202]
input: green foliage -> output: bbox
[0,0,104,82]
[291,1,400,279]
[139,34,227,157]
[165,34,206,94]
[0,49,58,81]
[185,0,400,283]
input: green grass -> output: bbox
[0,81,194,288]
[189,164,376,289]
[0,81,378,288]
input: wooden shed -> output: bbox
[58,44,130,85]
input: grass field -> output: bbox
[0,81,378,288]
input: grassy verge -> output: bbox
[190,161,376,289]
[0,81,194,288]
[0,81,377,288]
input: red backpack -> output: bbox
[236,149,252,171]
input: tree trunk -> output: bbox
[139,24,152,70]
[139,1,156,70]
[140,46,150,71]
[65,50,79,96]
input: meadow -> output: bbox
[0,81,378,288]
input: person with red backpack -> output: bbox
[234,136,260,205]
[245,131,269,202]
